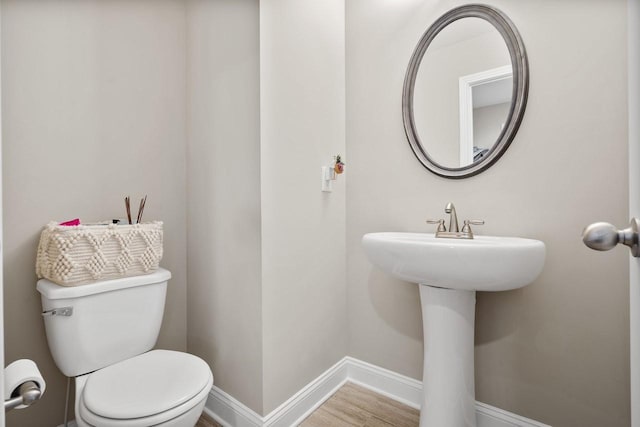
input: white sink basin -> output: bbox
[361,231,545,426]
[362,232,545,291]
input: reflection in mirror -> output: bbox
[413,18,511,168]
[461,66,512,165]
[402,4,529,179]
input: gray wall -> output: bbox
[346,0,630,426]
[474,102,510,150]
[260,0,347,414]
[1,0,347,421]
[186,0,263,414]
[186,0,347,416]
[2,1,188,425]
[1,0,632,425]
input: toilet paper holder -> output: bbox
[4,380,42,412]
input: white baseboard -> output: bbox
[476,402,551,427]
[204,386,263,427]
[204,359,350,427]
[343,356,422,410]
[263,358,349,426]
[206,356,551,427]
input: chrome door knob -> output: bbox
[582,218,640,257]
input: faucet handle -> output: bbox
[461,219,484,233]
[426,219,446,232]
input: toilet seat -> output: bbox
[78,350,213,427]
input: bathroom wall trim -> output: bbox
[629,1,640,425]
[204,356,550,427]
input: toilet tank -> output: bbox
[37,268,171,377]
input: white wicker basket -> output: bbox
[36,221,163,286]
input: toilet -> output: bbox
[37,268,213,427]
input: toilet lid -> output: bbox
[82,349,212,420]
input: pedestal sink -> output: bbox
[362,232,545,427]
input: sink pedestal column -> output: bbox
[419,284,476,427]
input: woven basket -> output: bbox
[36,221,163,286]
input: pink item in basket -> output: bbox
[59,218,80,226]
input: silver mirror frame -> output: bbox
[402,4,529,179]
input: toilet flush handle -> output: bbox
[41,307,73,317]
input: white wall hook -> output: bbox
[321,166,335,192]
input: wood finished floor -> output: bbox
[196,382,419,427]
[300,383,419,427]
[196,412,222,427]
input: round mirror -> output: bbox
[402,5,528,178]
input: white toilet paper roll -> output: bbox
[4,359,46,409]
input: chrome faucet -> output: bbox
[445,202,459,233]
[426,202,484,239]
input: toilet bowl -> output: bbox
[75,350,213,427]
[37,268,213,427]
